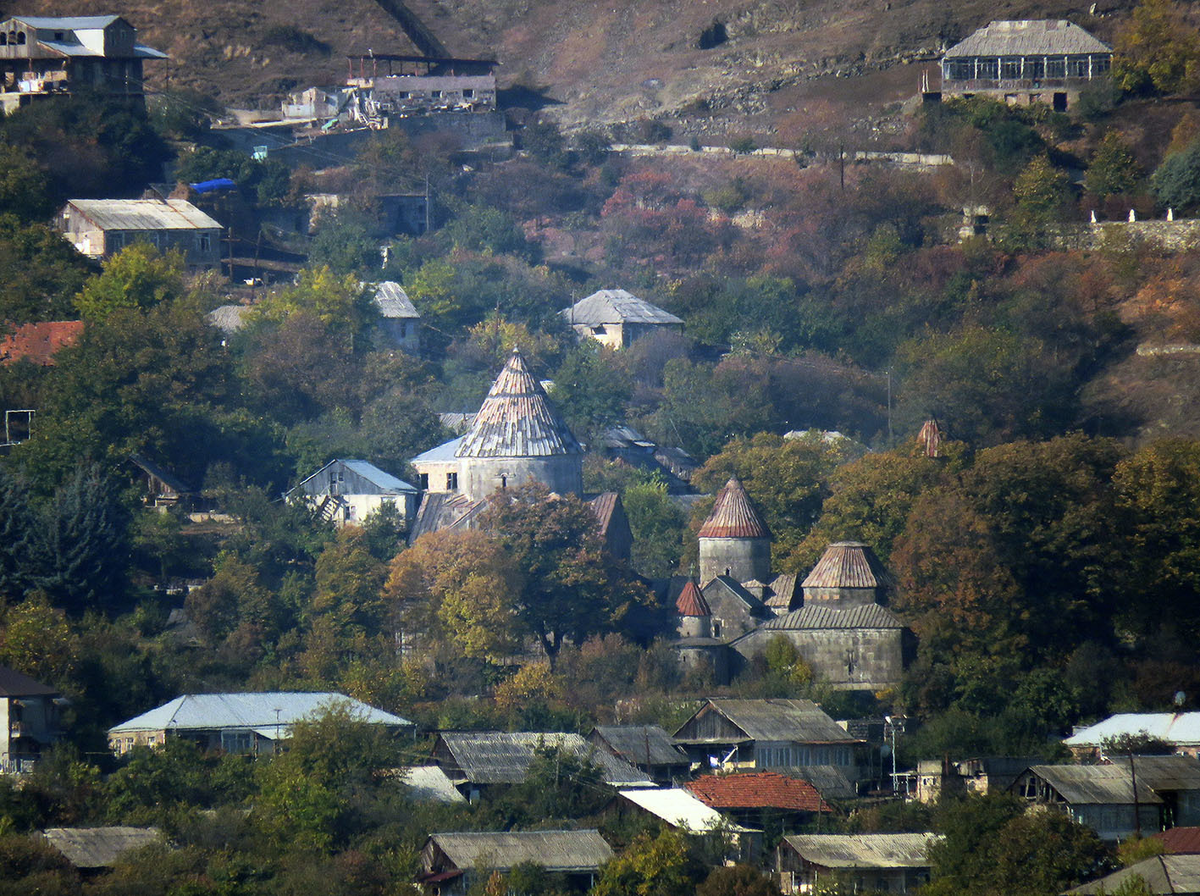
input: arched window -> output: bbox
[16,32,25,45]
[0,34,7,46]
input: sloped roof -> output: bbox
[455,349,582,459]
[128,454,192,495]
[698,477,769,539]
[0,665,57,697]
[0,320,83,366]
[1155,827,1200,855]
[703,576,767,613]
[206,305,251,334]
[1109,755,1200,792]
[42,826,161,868]
[618,788,739,831]
[14,15,123,29]
[588,491,622,535]
[562,288,683,326]
[676,699,861,745]
[1027,764,1162,806]
[409,492,488,542]
[436,731,653,787]
[782,833,942,869]
[1068,854,1200,895]
[677,580,712,617]
[372,281,420,319]
[765,574,798,609]
[761,604,906,630]
[802,542,895,590]
[413,435,464,464]
[109,693,411,734]
[944,20,1111,58]
[782,765,857,800]
[429,830,613,872]
[296,459,418,495]
[67,199,221,231]
[401,766,468,804]
[686,771,831,812]
[1066,713,1200,749]
[591,725,688,767]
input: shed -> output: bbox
[778,833,942,896]
[128,454,193,509]
[419,830,612,896]
[42,826,162,869]
[1066,854,1200,895]
[588,725,689,784]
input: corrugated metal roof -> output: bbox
[13,15,122,29]
[686,771,831,812]
[618,788,737,831]
[437,731,654,786]
[591,726,688,767]
[402,766,468,804]
[429,830,613,872]
[413,436,464,463]
[1155,827,1200,855]
[1028,764,1163,805]
[109,692,411,734]
[0,665,57,697]
[37,40,103,57]
[1068,854,1200,895]
[455,349,582,458]
[783,833,942,869]
[698,477,770,539]
[677,580,712,617]
[762,604,905,630]
[42,827,161,868]
[677,699,861,745]
[944,20,1111,58]
[296,459,417,494]
[802,542,894,590]
[781,765,857,800]
[1108,755,1200,792]
[372,281,420,319]
[68,199,221,232]
[1066,713,1200,748]
[562,288,683,326]
[588,492,620,533]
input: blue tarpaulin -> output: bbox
[190,178,236,194]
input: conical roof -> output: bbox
[801,542,895,590]
[698,477,770,539]
[456,349,583,459]
[676,580,711,617]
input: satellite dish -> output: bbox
[1176,691,1187,707]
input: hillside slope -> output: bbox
[7,0,1134,128]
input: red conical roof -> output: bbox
[698,477,770,539]
[676,580,711,617]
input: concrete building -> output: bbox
[0,15,166,112]
[58,199,222,270]
[372,281,421,353]
[698,477,771,586]
[940,20,1112,110]
[411,348,583,502]
[561,289,684,350]
[345,54,498,128]
[0,666,62,774]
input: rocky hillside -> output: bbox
[6,0,1136,132]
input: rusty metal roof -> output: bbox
[697,477,769,539]
[944,20,1111,58]
[676,580,711,617]
[455,349,582,459]
[802,542,895,590]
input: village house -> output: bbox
[1011,764,1163,841]
[939,20,1112,110]
[560,288,684,350]
[58,199,222,270]
[418,830,612,896]
[291,458,420,527]
[345,54,498,127]
[429,731,653,801]
[0,15,165,112]
[672,698,864,778]
[107,692,412,756]
[0,665,63,773]
[588,724,690,785]
[0,320,82,366]
[1109,755,1200,828]
[777,833,942,895]
[1066,713,1200,760]
[372,281,421,353]
[1068,854,1200,896]
[684,770,833,833]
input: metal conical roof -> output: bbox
[697,477,770,539]
[676,580,711,617]
[801,541,895,590]
[455,349,583,459]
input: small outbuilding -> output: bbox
[372,281,421,353]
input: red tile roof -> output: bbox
[676,580,711,617]
[698,477,770,539]
[0,321,83,366]
[685,771,832,812]
[1155,827,1200,854]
